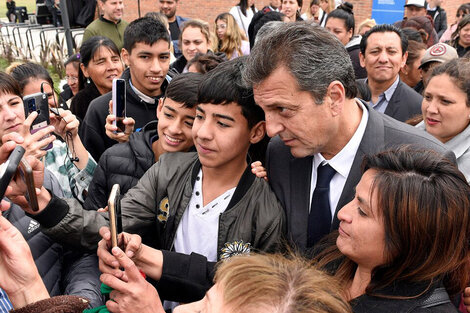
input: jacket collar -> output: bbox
[99,15,122,25]
[190,158,255,213]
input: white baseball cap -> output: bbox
[404,0,426,8]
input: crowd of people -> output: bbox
[1,0,470,312]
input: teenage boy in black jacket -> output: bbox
[80,17,172,161]
[83,73,203,211]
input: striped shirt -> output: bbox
[0,288,13,312]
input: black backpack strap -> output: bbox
[419,287,451,308]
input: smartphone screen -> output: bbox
[0,146,25,199]
[108,184,122,248]
[23,92,52,150]
[112,79,126,133]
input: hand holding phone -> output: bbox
[108,184,122,249]
[17,158,39,212]
[112,79,126,133]
[23,92,53,151]
[0,146,25,200]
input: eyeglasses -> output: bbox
[65,76,78,83]
[216,24,227,30]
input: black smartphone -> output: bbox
[23,92,52,150]
[112,78,126,133]
[17,158,39,212]
[0,146,25,199]
[108,184,122,249]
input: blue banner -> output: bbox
[371,0,406,25]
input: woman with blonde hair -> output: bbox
[215,13,250,60]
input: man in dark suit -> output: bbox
[243,22,451,250]
[359,24,422,123]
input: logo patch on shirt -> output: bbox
[157,197,170,223]
[220,240,251,260]
[28,220,40,234]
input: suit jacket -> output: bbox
[360,78,423,123]
[384,79,423,123]
[266,101,453,250]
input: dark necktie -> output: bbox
[307,163,336,248]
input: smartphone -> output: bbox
[108,184,122,249]
[0,146,25,199]
[112,78,126,133]
[23,92,52,150]
[17,158,39,212]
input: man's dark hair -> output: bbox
[198,56,264,129]
[165,72,203,108]
[123,17,170,54]
[360,24,408,55]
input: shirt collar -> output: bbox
[128,79,158,104]
[382,76,400,102]
[417,120,470,159]
[99,15,121,24]
[314,100,369,178]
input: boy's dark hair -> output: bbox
[165,72,203,109]
[248,11,285,49]
[198,56,264,129]
[123,17,170,54]
[10,62,54,93]
[360,24,408,55]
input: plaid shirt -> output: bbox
[44,140,96,202]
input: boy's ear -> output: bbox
[249,121,266,144]
[121,48,130,67]
[156,98,164,119]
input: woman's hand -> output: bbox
[100,247,165,313]
[3,155,51,215]
[17,111,55,159]
[105,100,135,143]
[49,108,79,139]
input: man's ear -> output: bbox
[327,81,346,117]
[121,48,130,67]
[359,51,366,68]
[400,63,409,75]
[249,121,266,144]
[156,98,164,119]
[80,63,89,78]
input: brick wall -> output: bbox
[122,0,468,32]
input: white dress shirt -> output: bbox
[309,100,369,218]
